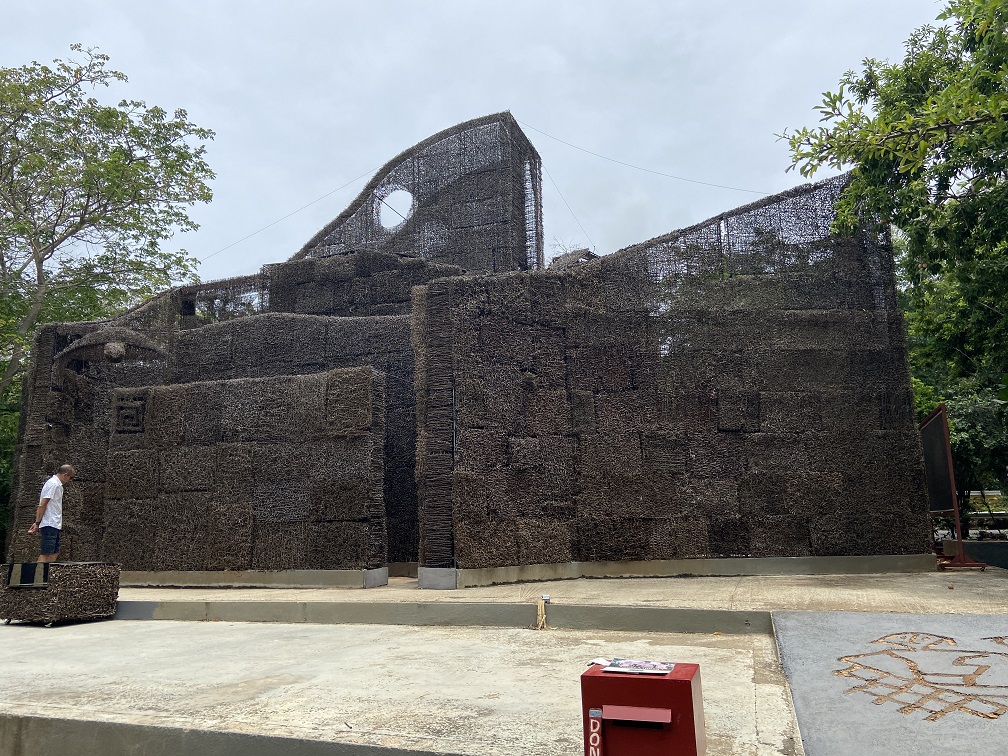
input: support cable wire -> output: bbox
[202,117,767,264]
[377,193,408,223]
[543,164,595,252]
[516,118,771,196]
[200,167,377,262]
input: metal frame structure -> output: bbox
[920,404,986,570]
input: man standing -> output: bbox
[26,464,76,563]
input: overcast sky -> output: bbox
[3,1,944,280]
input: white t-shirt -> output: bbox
[39,475,63,529]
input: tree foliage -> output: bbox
[783,0,1008,494]
[1,46,214,545]
[0,45,213,400]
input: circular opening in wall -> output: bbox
[378,189,414,232]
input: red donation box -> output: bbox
[580,660,705,756]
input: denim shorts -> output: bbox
[39,526,61,555]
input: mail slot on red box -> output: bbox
[580,658,705,756]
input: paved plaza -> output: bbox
[2,568,1007,755]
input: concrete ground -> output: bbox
[0,620,798,755]
[119,569,1008,614]
[2,567,1007,755]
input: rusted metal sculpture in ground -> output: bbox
[3,111,929,577]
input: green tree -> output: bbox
[782,0,1008,496]
[1,44,212,399]
[1,45,214,546]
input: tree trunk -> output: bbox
[0,253,49,399]
[0,340,26,400]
